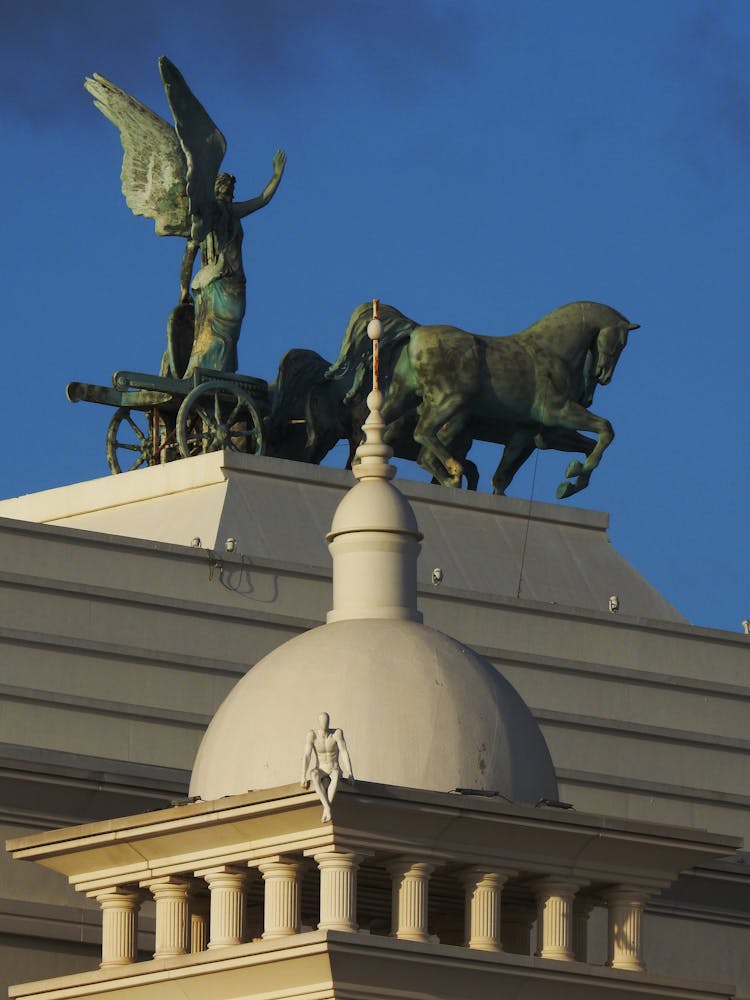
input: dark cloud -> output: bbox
[0,0,480,125]
[665,2,750,168]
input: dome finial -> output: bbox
[352,299,396,482]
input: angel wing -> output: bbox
[158,57,227,245]
[85,72,191,237]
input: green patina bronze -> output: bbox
[70,57,286,474]
[85,56,285,377]
[268,301,638,499]
[74,58,634,497]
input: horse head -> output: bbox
[593,321,639,386]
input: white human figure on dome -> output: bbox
[300,713,354,822]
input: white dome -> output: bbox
[189,618,558,805]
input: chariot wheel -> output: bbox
[106,407,176,474]
[176,382,264,458]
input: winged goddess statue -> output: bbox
[85,56,286,378]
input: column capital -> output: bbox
[314,849,365,868]
[193,862,248,882]
[602,884,653,907]
[93,886,144,907]
[386,857,437,879]
[460,866,517,888]
[140,874,192,892]
[257,855,305,877]
[531,876,584,898]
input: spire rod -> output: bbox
[351,298,394,481]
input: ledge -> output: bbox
[9,929,735,1000]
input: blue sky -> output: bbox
[1,0,747,632]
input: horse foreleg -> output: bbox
[550,403,614,499]
[417,443,478,490]
[536,427,595,458]
[413,395,468,487]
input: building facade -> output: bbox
[0,451,748,997]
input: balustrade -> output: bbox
[87,853,653,981]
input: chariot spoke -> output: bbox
[226,401,244,425]
[196,405,215,428]
[125,414,147,444]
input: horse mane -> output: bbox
[326,302,420,402]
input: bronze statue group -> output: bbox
[85,57,637,500]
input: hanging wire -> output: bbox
[515,448,540,599]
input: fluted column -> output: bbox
[95,887,142,968]
[142,876,190,958]
[533,877,581,961]
[314,851,362,932]
[387,858,435,942]
[605,886,650,971]
[461,868,514,951]
[190,893,210,953]
[573,895,597,963]
[258,857,303,938]
[198,866,247,948]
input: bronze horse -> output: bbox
[321,300,637,499]
[267,347,480,488]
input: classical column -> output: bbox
[95,887,142,968]
[314,851,362,932]
[258,857,303,938]
[142,876,190,959]
[198,866,247,948]
[387,858,435,943]
[461,868,514,952]
[533,877,581,961]
[190,893,210,953]
[573,895,597,963]
[605,886,651,971]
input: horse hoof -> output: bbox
[556,481,576,500]
[565,459,584,479]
